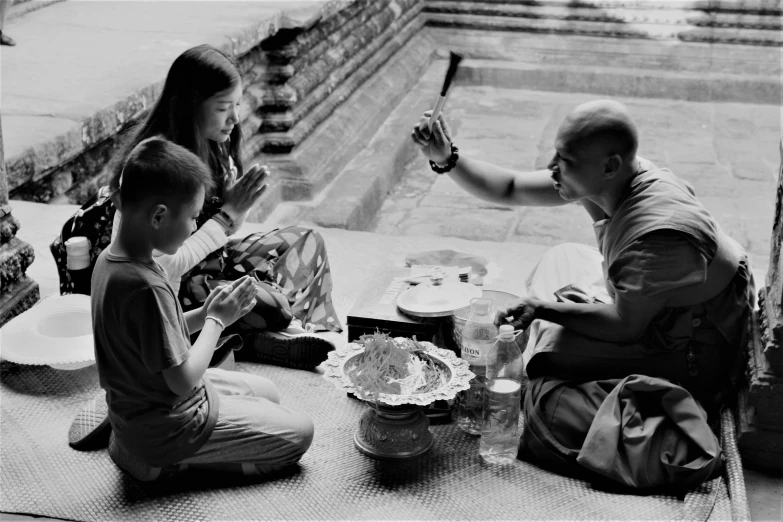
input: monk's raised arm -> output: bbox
[446,159,568,207]
[411,111,568,208]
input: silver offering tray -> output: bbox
[323,338,474,406]
[323,338,475,460]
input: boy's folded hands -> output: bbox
[206,276,258,328]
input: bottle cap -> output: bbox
[65,237,91,270]
[498,324,515,339]
[469,297,493,315]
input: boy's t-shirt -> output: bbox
[91,248,218,466]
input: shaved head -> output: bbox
[558,100,639,160]
[548,100,642,212]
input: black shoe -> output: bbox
[240,324,335,370]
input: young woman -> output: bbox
[56,44,341,373]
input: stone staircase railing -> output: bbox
[239,0,429,215]
[0,116,39,327]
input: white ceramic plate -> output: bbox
[396,281,482,318]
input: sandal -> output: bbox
[68,392,111,450]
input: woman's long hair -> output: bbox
[108,44,244,199]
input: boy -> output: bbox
[92,137,314,481]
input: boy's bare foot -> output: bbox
[0,31,16,46]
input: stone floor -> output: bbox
[372,86,780,282]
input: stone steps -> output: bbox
[428,26,780,105]
[427,1,782,30]
[455,58,780,104]
[424,2,782,46]
[7,0,781,214]
[247,29,433,220]
[430,28,779,76]
[252,1,425,153]
[425,2,783,47]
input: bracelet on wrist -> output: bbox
[216,209,235,230]
[211,213,231,233]
[205,315,225,331]
[429,143,459,174]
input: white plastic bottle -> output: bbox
[479,324,524,465]
[65,236,92,295]
[454,297,496,435]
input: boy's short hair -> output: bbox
[119,136,215,210]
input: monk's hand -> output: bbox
[494,298,538,331]
[411,110,453,165]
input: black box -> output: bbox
[346,265,439,343]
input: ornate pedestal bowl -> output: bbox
[323,339,474,460]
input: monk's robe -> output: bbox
[525,160,755,412]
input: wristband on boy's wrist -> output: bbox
[216,209,235,229]
[205,315,225,331]
[211,212,227,227]
[429,143,459,174]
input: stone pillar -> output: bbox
[0,114,40,327]
[739,137,783,472]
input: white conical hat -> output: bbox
[0,294,94,370]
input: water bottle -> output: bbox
[65,236,92,295]
[480,324,524,465]
[454,297,496,435]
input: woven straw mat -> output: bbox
[1,360,735,521]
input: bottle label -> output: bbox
[461,336,495,366]
[67,254,91,271]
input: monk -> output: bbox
[411,100,755,416]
